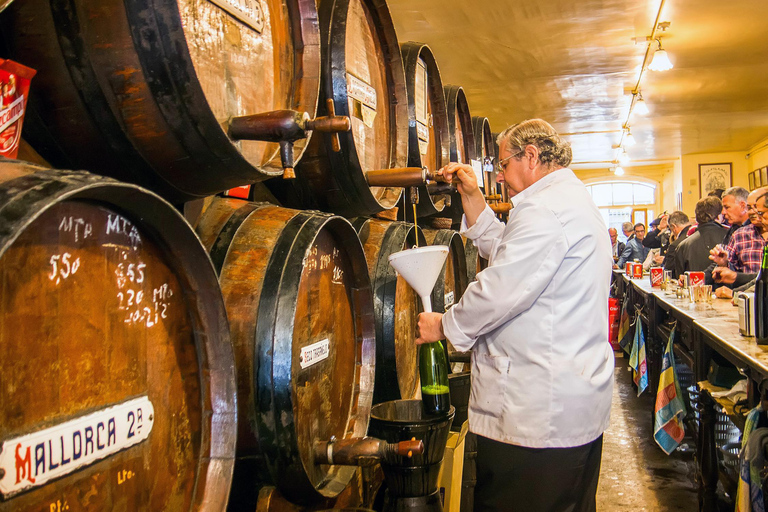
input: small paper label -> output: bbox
[208,0,264,33]
[417,122,429,143]
[300,338,330,369]
[471,159,484,189]
[346,74,377,110]
[0,396,154,497]
[444,291,455,309]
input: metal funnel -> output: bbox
[388,246,449,313]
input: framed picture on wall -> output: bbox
[699,163,732,197]
[756,170,763,187]
[750,172,756,190]
[762,167,768,188]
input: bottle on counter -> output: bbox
[754,245,768,344]
[419,340,451,415]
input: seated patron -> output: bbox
[616,223,650,268]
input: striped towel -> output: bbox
[618,300,632,354]
[653,327,686,454]
[736,406,766,512]
[628,320,648,396]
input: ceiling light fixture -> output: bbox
[648,38,673,71]
[624,129,636,147]
[634,93,650,116]
[614,166,625,176]
[618,149,630,165]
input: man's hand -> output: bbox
[715,286,734,299]
[712,266,737,284]
[416,312,444,345]
[437,163,481,197]
[709,244,728,267]
[653,254,665,265]
[659,214,669,231]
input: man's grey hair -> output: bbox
[667,211,689,228]
[723,186,749,203]
[496,119,572,169]
[621,222,633,233]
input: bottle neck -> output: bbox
[763,246,768,271]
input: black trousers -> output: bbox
[474,434,603,512]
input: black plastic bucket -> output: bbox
[368,400,455,498]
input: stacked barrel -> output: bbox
[0,0,506,509]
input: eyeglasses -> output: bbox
[496,151,524,172]
[756,209,768,218]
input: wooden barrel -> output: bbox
[400,42,451,219]
[472,116,496,196]
[437,85,474,229]
[353,218,425,405]
[196,198,375,507]
[491,131,509,204]
[422,229,468,315]
[268,0,409,217]
[464,236,487,283]
[0,0,322,202]
[0,162,236,510]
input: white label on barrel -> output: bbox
[445,291,455,309]
[299,338,330,369]
[346,74,377,110]
[471,159,485,189]
[208,0,265,33]
[0,396,154,497]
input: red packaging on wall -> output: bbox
[0,59,36,160]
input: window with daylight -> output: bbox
[586,181,657,241]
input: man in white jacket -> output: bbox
[416,119,614,511]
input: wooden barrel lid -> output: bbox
[0,0,321,201]
[196,199,375,506]
[269,0,409,217]
[400,42,451,218]
[353,218,426,405]
[472,117,496,196]
[439,85,475,228]
[0,163,236,510]
[422,229,468,315]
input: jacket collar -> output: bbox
[510,167,573,208]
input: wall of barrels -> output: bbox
[0,0,503,510]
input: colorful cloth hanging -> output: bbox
[628,320,648,396]
[736,406,766,512]
[618,300,632,354]
[653,327,686,454]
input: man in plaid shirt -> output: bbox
[725,188,768,273]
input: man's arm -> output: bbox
[442,202,568,352]
[616,242,633,268]
[643,228,662,249]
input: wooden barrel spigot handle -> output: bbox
[304,99,351,153]
[366,167,427,187]
[396,439,424,457]
[489,202,512,214]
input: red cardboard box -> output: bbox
[632,262,643,279]
[650,267,663,287]
[0,59,36,160]
[625,262,632,276]
[686,271,705,287]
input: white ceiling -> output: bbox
[386,0,768,170]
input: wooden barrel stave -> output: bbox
[353,218,426,405]
[0,0,321,202]
[196,199,375,507]
[463,235,487,284]
[0,163,236,510]
[422,228,468,314]
[400,42,450,219]
[472,116,495,196]
[438,85,475,229]
[268,0,408,217]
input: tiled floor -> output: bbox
[597,354,699,511]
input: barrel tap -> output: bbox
[228,98,351,179]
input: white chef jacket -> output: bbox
[442,168,614,448]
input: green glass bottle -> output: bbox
[419,340,451,415]
[755,245,768,344]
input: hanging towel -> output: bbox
[618,300,632,354]
[628,320,648,396]
[736,406,766,512]
[653,327,686,454]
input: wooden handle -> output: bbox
[229,110,307,143]
[304,99,350,153]
[366,167,427,187]
[489,202,512,214]
[395,439,424,457]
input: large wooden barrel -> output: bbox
[438,85,474,228]
[268,0,409,217]
[0,0,322,202]
[422,228,468,315]
[400,42,451,219]
[463,236,487,284]
[0,162,236,510]
[353,218,425,405]
[472,116,496,196]
[196,198,375,507]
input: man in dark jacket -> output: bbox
[674,196,728,276]
[643,215,670,255]
[616,223,650,268]
[663,211,692,279]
